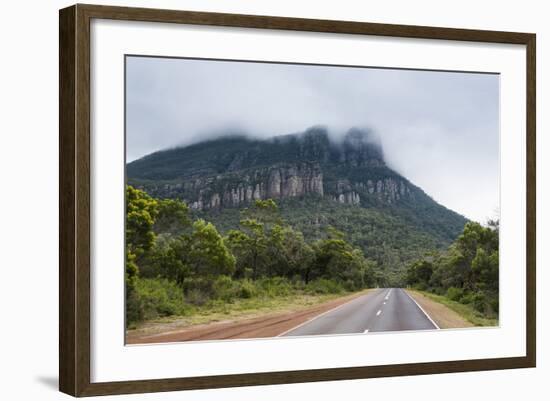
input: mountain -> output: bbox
[127,127,468,284]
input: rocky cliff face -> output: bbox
[327,177,414,207]
[127,127,420,211]
[148,162,324,210]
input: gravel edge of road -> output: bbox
[405,289,474,329]
[126,289,372,344]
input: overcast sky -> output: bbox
[126,56,499,223]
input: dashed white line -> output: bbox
[363,329,370,333]
[276,290,375,337]
[376,310,382,316]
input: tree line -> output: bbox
[405,220,499,318]
[126,185,376,325]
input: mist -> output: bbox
[126,56,499,223]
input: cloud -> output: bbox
[126,56,499,223]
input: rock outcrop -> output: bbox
[128,127,418,211]
[140,162,325,211]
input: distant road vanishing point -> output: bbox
[280,288,439,337]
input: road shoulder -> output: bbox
[127,289,372,344]
[405,289,473,329]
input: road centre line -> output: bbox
[276,290,375,337]
[376,310,382,316]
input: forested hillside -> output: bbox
[126,186,377,326]
[127,127,468,283]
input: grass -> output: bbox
[414,290,498,327]
[127,290,369,335]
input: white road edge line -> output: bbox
[402,289,440,330]
[276,290,376,337]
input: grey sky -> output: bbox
[126,56,499,223]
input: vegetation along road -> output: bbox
[127,287,477,344]
[124,130,499,342]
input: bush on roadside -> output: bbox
[133,277,187,321]
[414,282,428,291]
[185,288,209,306]
[471,292,487,313]
[126,288,143,327]
[445,287,463,302]
[212,275,240,302]
[257,277,293,297]
[237,279,258,299]
[182,277,215,305]
[305,278,344,295]
[459,292,474,305]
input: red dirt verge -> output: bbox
[126,291,369,344]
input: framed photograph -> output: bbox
[59,4,536,397]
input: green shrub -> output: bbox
[305,279,344,294]
[243,268,254,280]
[126,287,143,326]
[434,287,446,296]
[342,279,359,291]
[132,278,187,321]
[238,279,258,299]
[459,292,474,305]
[185,288,209,305]
[182,277,214,305]
[290,275,306,289]
[445,287,464,302]
[212,275,239,302]
[257,277,293,297]
[471,292,487,313]
[414,282,428,291]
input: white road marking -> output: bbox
[383,302,386,305]
[376,310,382,316]
[402,289,440,329]
[363,329,369,333]
[385,288,393,300]
[277,290,376,337]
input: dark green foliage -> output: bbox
[125,187,378,326]
[126,185,159,260]
[126,186,160,316]
[445,287,464,302]
[126,277,189,325]
[124,119,490,326]
[406,221,499,318]
[141,235,190,284]
[305,278,345,295]
[127,128,467,273]
[188,219,236,277]
[307,228,375,290]
[225,200,314,280]
[195,197,455,283]
[154,198,190,234]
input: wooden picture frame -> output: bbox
[59,3,536,397]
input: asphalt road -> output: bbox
[281,288,438,337]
